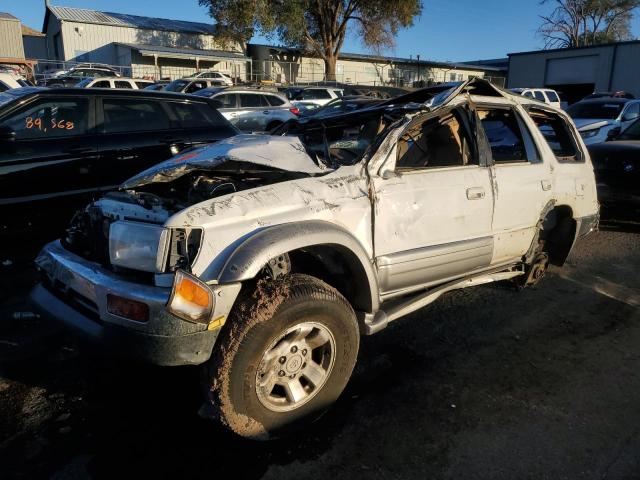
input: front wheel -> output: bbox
[204,274,359,440]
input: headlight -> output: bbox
[580,128,600,139]
[109,221,169,272]
[167,270,214,324]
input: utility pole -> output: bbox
[416,54,421,86]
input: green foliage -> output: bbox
[199,0,422,77]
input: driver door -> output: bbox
[373,106,495,296]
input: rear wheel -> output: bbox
[204,274,359,440]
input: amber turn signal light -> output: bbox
[107,294,149,322]
[167,270,214,324]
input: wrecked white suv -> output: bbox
[31,79,599,439]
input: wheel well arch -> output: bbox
[287,245,375,313]
[540,204,577,266]
[215,221,380,314]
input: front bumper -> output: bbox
[30,241,240,366]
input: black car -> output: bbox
[588,118,640,203]
[0,87,238,243]
[39,67,120,88]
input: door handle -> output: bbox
[263,110,270,114]
[541,179,552,191]
[466,187,486,200]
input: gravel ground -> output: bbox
[0,211,639,480]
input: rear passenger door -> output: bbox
[373,105,495,295]
[95,97,190,188]
[235,93,270,132]
[478,105,553,263]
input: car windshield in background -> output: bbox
[283,88,304,100]
[567,101,625,119]
[0,88,33,107]
[192,87,225,98]
[619,118,640,140]
[164,80,189,92]
[75,78,93,87]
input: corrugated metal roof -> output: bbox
[0,12,19,21]
[49,5,217,35]
[118,43,249,61]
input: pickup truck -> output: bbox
[30,79,599,440]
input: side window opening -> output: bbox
[528,107,582,162]
[300,117,386,166]
[1,98,89,140]
[396,109,475,170]
[534,91,546,102]
[478,108,538,164]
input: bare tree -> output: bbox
[538,0,640,48]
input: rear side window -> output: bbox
[239,94,263,108]
[478,108,538,163]
[265,95,285,106]
[114,81,133,89]
[528,108,582,162]
[534,91,546,102]
[102,98,171,133]
[213,94,236,108]
[0,82,8,92]
[396,109,475,170]
[0,98,89,139]
[169,101,229,128]
[92,80,110,88]
[546,91,559,103]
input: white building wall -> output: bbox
[59,20,243,63]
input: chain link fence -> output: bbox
[29,58,505,89]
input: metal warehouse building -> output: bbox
[42,2,249,80]
[508,41,640,103]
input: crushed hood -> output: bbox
[121,134,330,190]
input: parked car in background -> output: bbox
[283,86,344,110]
[588,117,640,203]
[187,70,234,86]
[583,91,635,100]
[509,88,562,109]
[29,78,598,440]
[0,87,238,241]
[144,81,171,91]
[75,77,155,90]
[39,66,121,88]
[567,97,640,145]
[301,95,383,118]
[194,88,299,132]
[0,73,32,92]
[164,78,225,94]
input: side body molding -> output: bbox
[214,221,380,313]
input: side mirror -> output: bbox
[0,126,16,142]
[606,126,621,141]
[623,112,639,122]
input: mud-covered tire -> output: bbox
[204,274,359,440]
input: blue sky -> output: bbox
[9,0,640,61]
